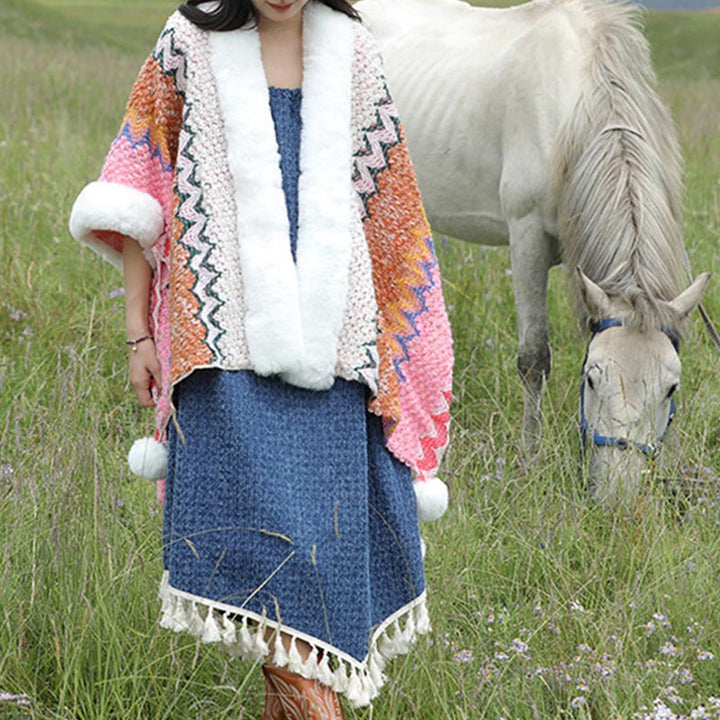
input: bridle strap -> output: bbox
[580,318,679,455]
[590,317,623,334]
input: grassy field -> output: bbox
[0,0,719,718]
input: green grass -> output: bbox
[645,11,720,81]
[1,1,719,719]
[0,0,175,53]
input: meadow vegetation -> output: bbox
[0,0,719,718]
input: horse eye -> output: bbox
[666,383,679,399]
[585,366,600,391]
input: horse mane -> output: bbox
[549,0,688,335]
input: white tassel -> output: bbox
[317,651,335,687]
[368,654,385,687]
[202,611,222,644]
[404,608,416,639]
[158,583,172,616]
[158,572,170,600]
[127,437,167,480]
[393,619,412,654]
[379,620,408,657]
[367,682,381,704]
[414,476,449,522]
[287,636,305,674]
[250,624,270,660]
[159,595,176,630]
[416,600,432,634]
[189,603,205,636]
[273,630,290,667]
[159,613,174,630]
[345,668,363,704]
[378,629,397,660]
[221,614,237,646]
[332,661,350,693]
[171,599,188,632]
[305,645,319,673]
[238,618,254,653]
[357,672,378,707]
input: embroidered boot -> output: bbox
[262,665,346,720]
[260,665,286,720]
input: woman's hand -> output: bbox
[128,339,162,407]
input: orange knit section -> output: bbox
[364,136,433,425]
[123,57,183,167]
[168,210,212,385]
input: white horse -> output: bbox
[357,0,710,506]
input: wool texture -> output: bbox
[161,370,428,707]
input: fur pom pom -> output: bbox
[128,437,167,481]
[414,476,449,522]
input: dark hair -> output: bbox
[178,0,361,31]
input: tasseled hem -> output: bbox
[158,570,431,707]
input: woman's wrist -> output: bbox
[126,334,154,352]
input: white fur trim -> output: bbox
[210,29,304,377]
[69,181,164,270]
[158,571,430,708]
[209,6,355,391]
[128,437,167,480]
[285,3,356,390]
[414,476,449,522]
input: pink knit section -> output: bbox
[386,263,453,481]
[100,139,175,219]
[150,209,174,505]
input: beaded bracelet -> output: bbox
[126,334,153,352]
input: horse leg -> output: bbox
[508,216,557,454]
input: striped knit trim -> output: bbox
[158,571,431,708]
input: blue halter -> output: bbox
[580,318,679,455]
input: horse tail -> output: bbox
[549,0,687,329]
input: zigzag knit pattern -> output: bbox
[351,40,453,481]
[353,98,401,218]
[100,27,184,204]
[389,239,438,382]
[171,114,227,377]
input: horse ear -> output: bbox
[576,268,611,319]
[667,272,711,318]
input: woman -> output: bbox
[69,0,453,716]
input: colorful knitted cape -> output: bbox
[70,3,453,498]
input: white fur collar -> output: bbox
[209,3,355,390]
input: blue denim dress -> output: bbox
[162,88,426,674]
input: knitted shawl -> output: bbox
[70,3,453,509]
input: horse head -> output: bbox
[577,271,710,508]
